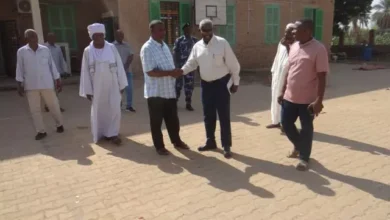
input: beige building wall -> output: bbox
[118,0,334,73]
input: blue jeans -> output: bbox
[281,100,314,162]
[126,72,133,108]
[201,74,232,150]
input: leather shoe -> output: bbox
[35,132,47,140]
[198,144,217,152]
[174,141,190,150]
[224,150,232,159]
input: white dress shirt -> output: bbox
[16,44,60,91]
[182,35,240,85]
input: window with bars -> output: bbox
[264,4,280,44]
[47,5,77,49]
[160,2,180,46]
[215,5,236,46]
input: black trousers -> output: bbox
[147,97,181,149]
[201,74,232,150]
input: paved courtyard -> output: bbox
[0,64,389,220]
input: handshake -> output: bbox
[169,68,184,78]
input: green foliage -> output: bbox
[333,0,372,36]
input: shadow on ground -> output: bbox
[96,138,390,201]
[314,132,390,156]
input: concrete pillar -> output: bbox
[30,0,44,43]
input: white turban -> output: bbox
[285,23,296,31]
[87,23,105,39]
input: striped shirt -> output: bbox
[140,37,176,99]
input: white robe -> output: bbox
[270,43,289,124]
[79,42,128,143]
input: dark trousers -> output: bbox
[281,100,314,162]
[201,74,232,150]
[176,72,195,104]
[147,98,181,149]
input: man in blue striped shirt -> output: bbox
[140,20,189,155]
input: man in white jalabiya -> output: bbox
[79,23,128,145]
[266,23,296,131]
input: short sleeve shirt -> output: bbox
[140,38,176,99]
[284,39,329,104]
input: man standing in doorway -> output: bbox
[140,20,189,156]
[79,23,128,145]
[113,29,136,112]
[279,19,329,171]
[44,32,67,112]
[16,29,64,140]
[267,23,295,130]
[173,23,197,111]
[179,19,240,159]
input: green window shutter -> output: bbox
[272,6,280,43]
[265,5,280,44]
[315,9,324,41]
[149,0,161,21]
[215,4,236,46]
[226,5,236,45]
[179,1,191,35]
[265,5,273,44]
[47,5,77,49]
[304,8,314,20]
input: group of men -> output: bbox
[16,17,328,170]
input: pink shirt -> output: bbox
[284,39,329,104]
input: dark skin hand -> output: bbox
[56,79,62,93]
[308,72,326,116]
[17,82,24,97]
[230,85,238,93]
[87,95,93,101]
[147,69,182,78]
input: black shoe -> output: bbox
[125,107,136,112]
[56,126,64,133]
[156,148,170,156]
[224,150,232,159]
[60,107,65,112]
[198,144,217,152]
[44,106,49,112]
[186,104,194,111]
[35,132,47,140]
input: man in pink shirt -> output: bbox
[278,19,329,171]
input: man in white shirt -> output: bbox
[267,23,295,131]
[16,29,64,140]
[44,32,67,112]
[79,23,128,145]
[179,19,241,159]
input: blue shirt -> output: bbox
[140,37,176,99]
[173,35,197,67]
[44,43,68,74]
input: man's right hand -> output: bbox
[87,95,93,101]
[277,95,284,105]
[17,86,24,97]
[170,69,183,78]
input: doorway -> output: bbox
[0,20,19,77]
[160,1,179,46]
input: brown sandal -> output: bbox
[287,150,299,158]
